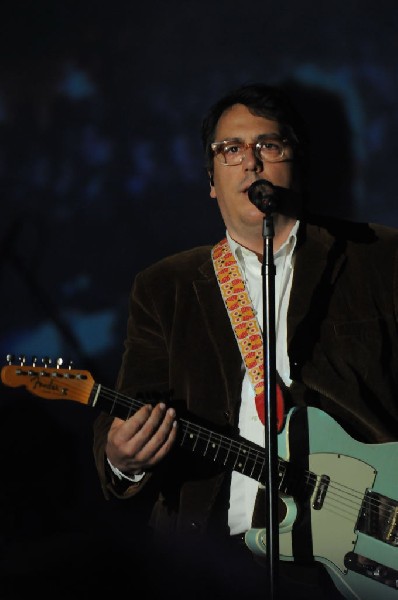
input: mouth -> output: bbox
[241,179,258,194]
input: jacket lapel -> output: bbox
[193,257,243,409]
[287,220,347,353]
[192,223,348,408]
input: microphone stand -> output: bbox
[261,209,280,599]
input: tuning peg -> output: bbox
[56,358,64,369]
[18,355,26,366]
[42,357,52,368]
[32,356,37,367]
[6,354,14,365]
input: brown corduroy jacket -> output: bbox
[93,215,398,539]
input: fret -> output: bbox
[233,443,251,474]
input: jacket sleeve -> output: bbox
[92,267,171,500]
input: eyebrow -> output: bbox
[216,133,283,143]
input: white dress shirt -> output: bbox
[225,223,298,534]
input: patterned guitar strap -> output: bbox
[212,237,284,528]
[212,237,284,432]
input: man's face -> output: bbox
[210,103,294,237]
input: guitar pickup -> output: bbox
[312,474,330,510]
[386,506,398,546]
[357,491,398,546]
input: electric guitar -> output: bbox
[1,360,398,599]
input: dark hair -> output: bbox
[201,83,309,188]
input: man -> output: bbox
[93,83,398,599]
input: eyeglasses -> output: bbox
[211,135,290,166]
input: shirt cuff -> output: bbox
[106,457,146,483]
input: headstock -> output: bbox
[1,355,94,405]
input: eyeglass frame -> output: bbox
[210,135,292,166]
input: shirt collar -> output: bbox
[226,221,299,267]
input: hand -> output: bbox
[105,403,177,475]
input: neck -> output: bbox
[228,215,297,258]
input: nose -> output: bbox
[243,145,263,172]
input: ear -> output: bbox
[208,171,217,199]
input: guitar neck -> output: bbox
[0,363,291,490]
[91,382,283,486]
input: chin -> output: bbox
[246,207,265,221]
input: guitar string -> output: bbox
[15,368,395,528]
[91,384,396,528]
[177,416,393,526]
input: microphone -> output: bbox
[248,179,279,214]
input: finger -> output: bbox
[121,414,178,472]
[144,417,178,466]
[126,405,177,461]
[109,403,154,443]
[108,403,177,465]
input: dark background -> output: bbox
[1,0,398,596]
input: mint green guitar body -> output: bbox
[245,407,398,599]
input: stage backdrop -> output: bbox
[1,1,398,594]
